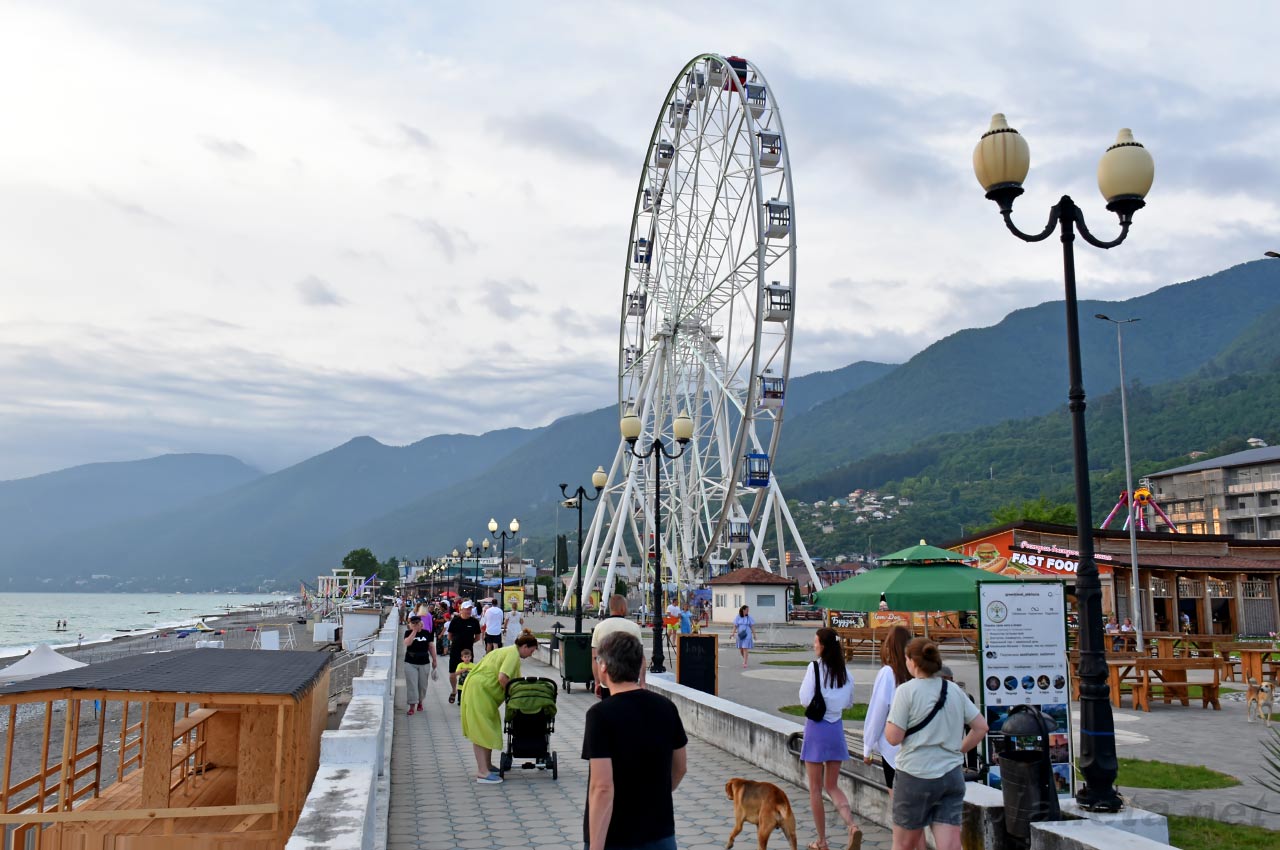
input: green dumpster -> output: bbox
[559,631,593,693]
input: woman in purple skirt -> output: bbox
[799,628,862,850]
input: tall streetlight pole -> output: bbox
[1096,314,1144,652]
[975,113,1154,813]
[561,466,607,635]
[489,517,520,612]
[622,408,694,674]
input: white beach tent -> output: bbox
[1,644,88,682]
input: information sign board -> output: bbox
[977,580,1074,793]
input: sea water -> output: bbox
[0,592,283,658]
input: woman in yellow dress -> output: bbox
[460,630,539,783]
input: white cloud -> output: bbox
[0,1,1278,479]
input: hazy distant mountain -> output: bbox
[0,429,538,589]
[0,454,261,553]
[781,261,1280,479]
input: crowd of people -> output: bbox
[395,595,985,850]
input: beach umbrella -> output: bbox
[814,563,1017,613]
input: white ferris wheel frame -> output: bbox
[569,54,822,610]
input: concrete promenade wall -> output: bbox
[536,643,1169,850]
[287,609,399,850]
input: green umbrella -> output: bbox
[814,563,1017,612]
[877,539,972,565]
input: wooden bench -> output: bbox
[1131,657,1223,712]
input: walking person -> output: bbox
[733,605,756,668]
[799,628,862,850]
[591,594,644,699]
[504,601,525,647]
[863,625,911,790]
[482,601,504,653]
[583,631,687,850]
[447,600,482,704]
[883,638,989,850]
[402,614,438,715]
[459,631,540,784]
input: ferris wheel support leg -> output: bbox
[748,484,777,571]
[772,483,822,590]
[773,497,788,578]
[581,441,629,596]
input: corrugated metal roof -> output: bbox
[1149,445,1280,477]
[0,648,330,699]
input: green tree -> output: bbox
[615,578,629,597]
[342,548,379,578]
[987,497,1076,528]
[376,556,401,595]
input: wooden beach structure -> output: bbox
[0,649,330,850]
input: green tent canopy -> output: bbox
[876,539,972,565]
[813,563,1017,613]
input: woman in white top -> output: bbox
[884,638,988,850]
[503,601,524,645]
[862,624,912,790]
[798,628,862,850]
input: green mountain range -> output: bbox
[2,260,1277,590]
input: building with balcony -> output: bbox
[1146,445,1280,538]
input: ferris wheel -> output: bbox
[574,54,821,607]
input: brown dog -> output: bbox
[725,777,798,850]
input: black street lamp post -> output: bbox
[621,408,694,674]
[975,113,1154,813]
[453,538,487,605]
[561,467,607,634]
[489,517,520,612]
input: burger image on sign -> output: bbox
[973,542,1028,575]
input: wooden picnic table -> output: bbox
[1236,646,1280,684]
[1107,657,1222,712]
[1152,633,1219,659]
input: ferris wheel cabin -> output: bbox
[670,99,690,131]
[764,283,793,321]
[725,56,749,90]
[727,521,751,550]
[765,200,791,238]
[655,141,674,169]
[758,373,785,409]
[707,60,726,89]
[687,68,707,101]
[627,291,647,316]
[758,132,781,167]
[634,238,652,265]
[745,83,767,118]
[743,453,772,488]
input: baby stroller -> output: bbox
[498,677,559,779]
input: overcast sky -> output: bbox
[1,2,1277,480]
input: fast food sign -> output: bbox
[967,540,1113,578]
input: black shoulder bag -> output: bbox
[804,661,828,721]
[903,680,948,738]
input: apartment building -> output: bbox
[1145,446,1280,538]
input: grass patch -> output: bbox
[1166,814,1279,850]
[1078,758,1239,790]
[779,704,868,722]
[762,660,812,667]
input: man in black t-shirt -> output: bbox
[402,614,437,716]
[582,632,687,850]
[446,600,482,704]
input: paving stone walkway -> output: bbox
[388,655,892,850]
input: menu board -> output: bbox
[676,634,718,695]
[977,580,1074,793]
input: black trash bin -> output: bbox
[559,631,593,693]
[995,705,1061,844]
